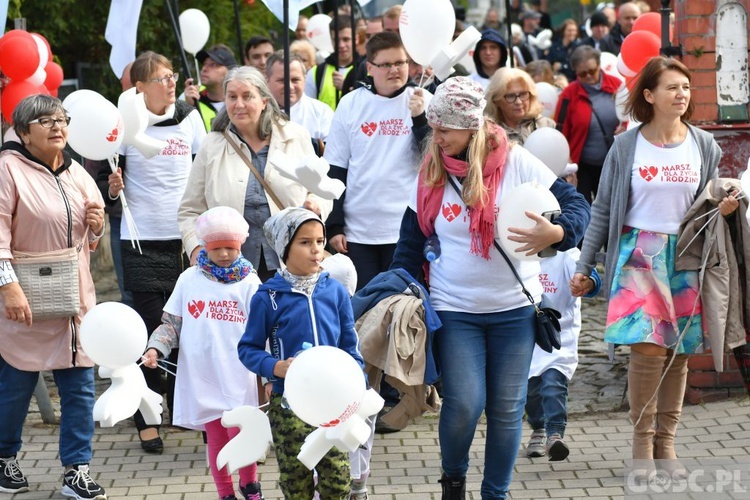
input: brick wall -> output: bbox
[686,353,747,404]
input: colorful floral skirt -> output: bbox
[604,227,703,354]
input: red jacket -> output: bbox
[554,73,622,163]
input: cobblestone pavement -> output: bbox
[9,267,748,499]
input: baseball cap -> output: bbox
[196,45,238,68]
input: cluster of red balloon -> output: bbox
[619,12,672,90]
[0,30,65,123]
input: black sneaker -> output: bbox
[438,474,466,500]
[0,456,29,493]
[239,481,264,500]
[61,464,107,499]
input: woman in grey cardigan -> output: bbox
[570,57,738,475]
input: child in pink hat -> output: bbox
[143,206,264,500]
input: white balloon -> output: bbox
[179,8,210,55]
[284,346,365,428]
[523,127,570,177]
[28,67,46,86]
[614,84,630,122]
[306,14,334,53]
[535,82,558,118]
[616,52,636,78]
[600,52,620,78]
[31,33,48,71]
[498,182,561,261]
[400,0,455,66]
[64,90,124,160]
[118,87,168,158]
[80,302,147,368]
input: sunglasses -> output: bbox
[576,67,599,78]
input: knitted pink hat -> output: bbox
[195,206,249,250]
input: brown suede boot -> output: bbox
[628,350,667,461]
[654,354,689,478]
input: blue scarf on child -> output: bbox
[196,249,254,283]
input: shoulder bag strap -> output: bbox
[223,130,286,210]
[590,105,614,148]
[445,175,537,308]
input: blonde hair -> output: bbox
[485,67,543,124]
[422,123,494,208]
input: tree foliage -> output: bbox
[8,0,310,101]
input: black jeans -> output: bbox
[346,242,397,291]
[131,290,177,432]
[576,160,604,205]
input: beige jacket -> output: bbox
[676,178,750,371]
[0,147,102,371]
[179,120,333,257]
[356,295,440,430]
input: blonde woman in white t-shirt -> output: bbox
[571,56,738,477]
[391,77,590,499]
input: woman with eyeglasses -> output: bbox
[555,45,623,203]
[485,67,556,146]
[0,94,108,498]
[104,51,207,454]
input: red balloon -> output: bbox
[37,84,51,96]
[1,80,42,123]
[0,32,40,81]
[44,61,64,91]
[632,12,673,42]
[620,31,661,74]
[31,32,53,63]
[0,29,33,50]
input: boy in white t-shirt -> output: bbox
[143,207,263,500]
[324,31,432,291]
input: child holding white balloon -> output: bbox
[142,206,264,500]
[238,207,365,500]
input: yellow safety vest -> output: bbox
[313,63,353,111]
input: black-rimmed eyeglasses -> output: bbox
[369,60,408,70]
[29,116,71,128]
[501,91,531,103]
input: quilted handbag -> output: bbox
[12,246,80,319]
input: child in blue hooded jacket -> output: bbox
[238,207,364,499]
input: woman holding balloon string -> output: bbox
[390,77,589,499]
[0,94,108,498]
[570,56,738,476]
[105,51,207,453]
[485,67,556,146]
[554,45,623,204]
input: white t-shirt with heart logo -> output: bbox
[410,146,557,313]
[624,132,701,235]
[324,86,432,244]
[163,267,262,430]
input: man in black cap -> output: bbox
[184,44,238,131]
[580,11,615,52]
[518,10,544,63]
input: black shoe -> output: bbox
[139,429,164,454]
[61,464,107,499]
[438,474,466,500]
[0,456,29,493]
[239,481,264,500]
[374,407,400,434]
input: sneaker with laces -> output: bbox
[546,433,570,461]
[0,456,29,493]
[61,464,107,499]
[239,481,264,500]
[438,474,466,500]
[526,429,547,458]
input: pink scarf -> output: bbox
[417,124,509,259]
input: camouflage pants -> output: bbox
[268,393,351,499]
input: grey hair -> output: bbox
[13,94,67,136]
[212,65,286,138]
[570,45,601,73]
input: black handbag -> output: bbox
[446,176,562,352]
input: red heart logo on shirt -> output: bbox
[360,122,377,137]
[187,300,205,319]
[639,166,659,182]
[441,203,462,222]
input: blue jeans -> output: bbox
[0,356,95,466]
[110,216,134,307]
[525,368,569,437]
[436,306,536,500]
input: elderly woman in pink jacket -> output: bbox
[0,94,108,499]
